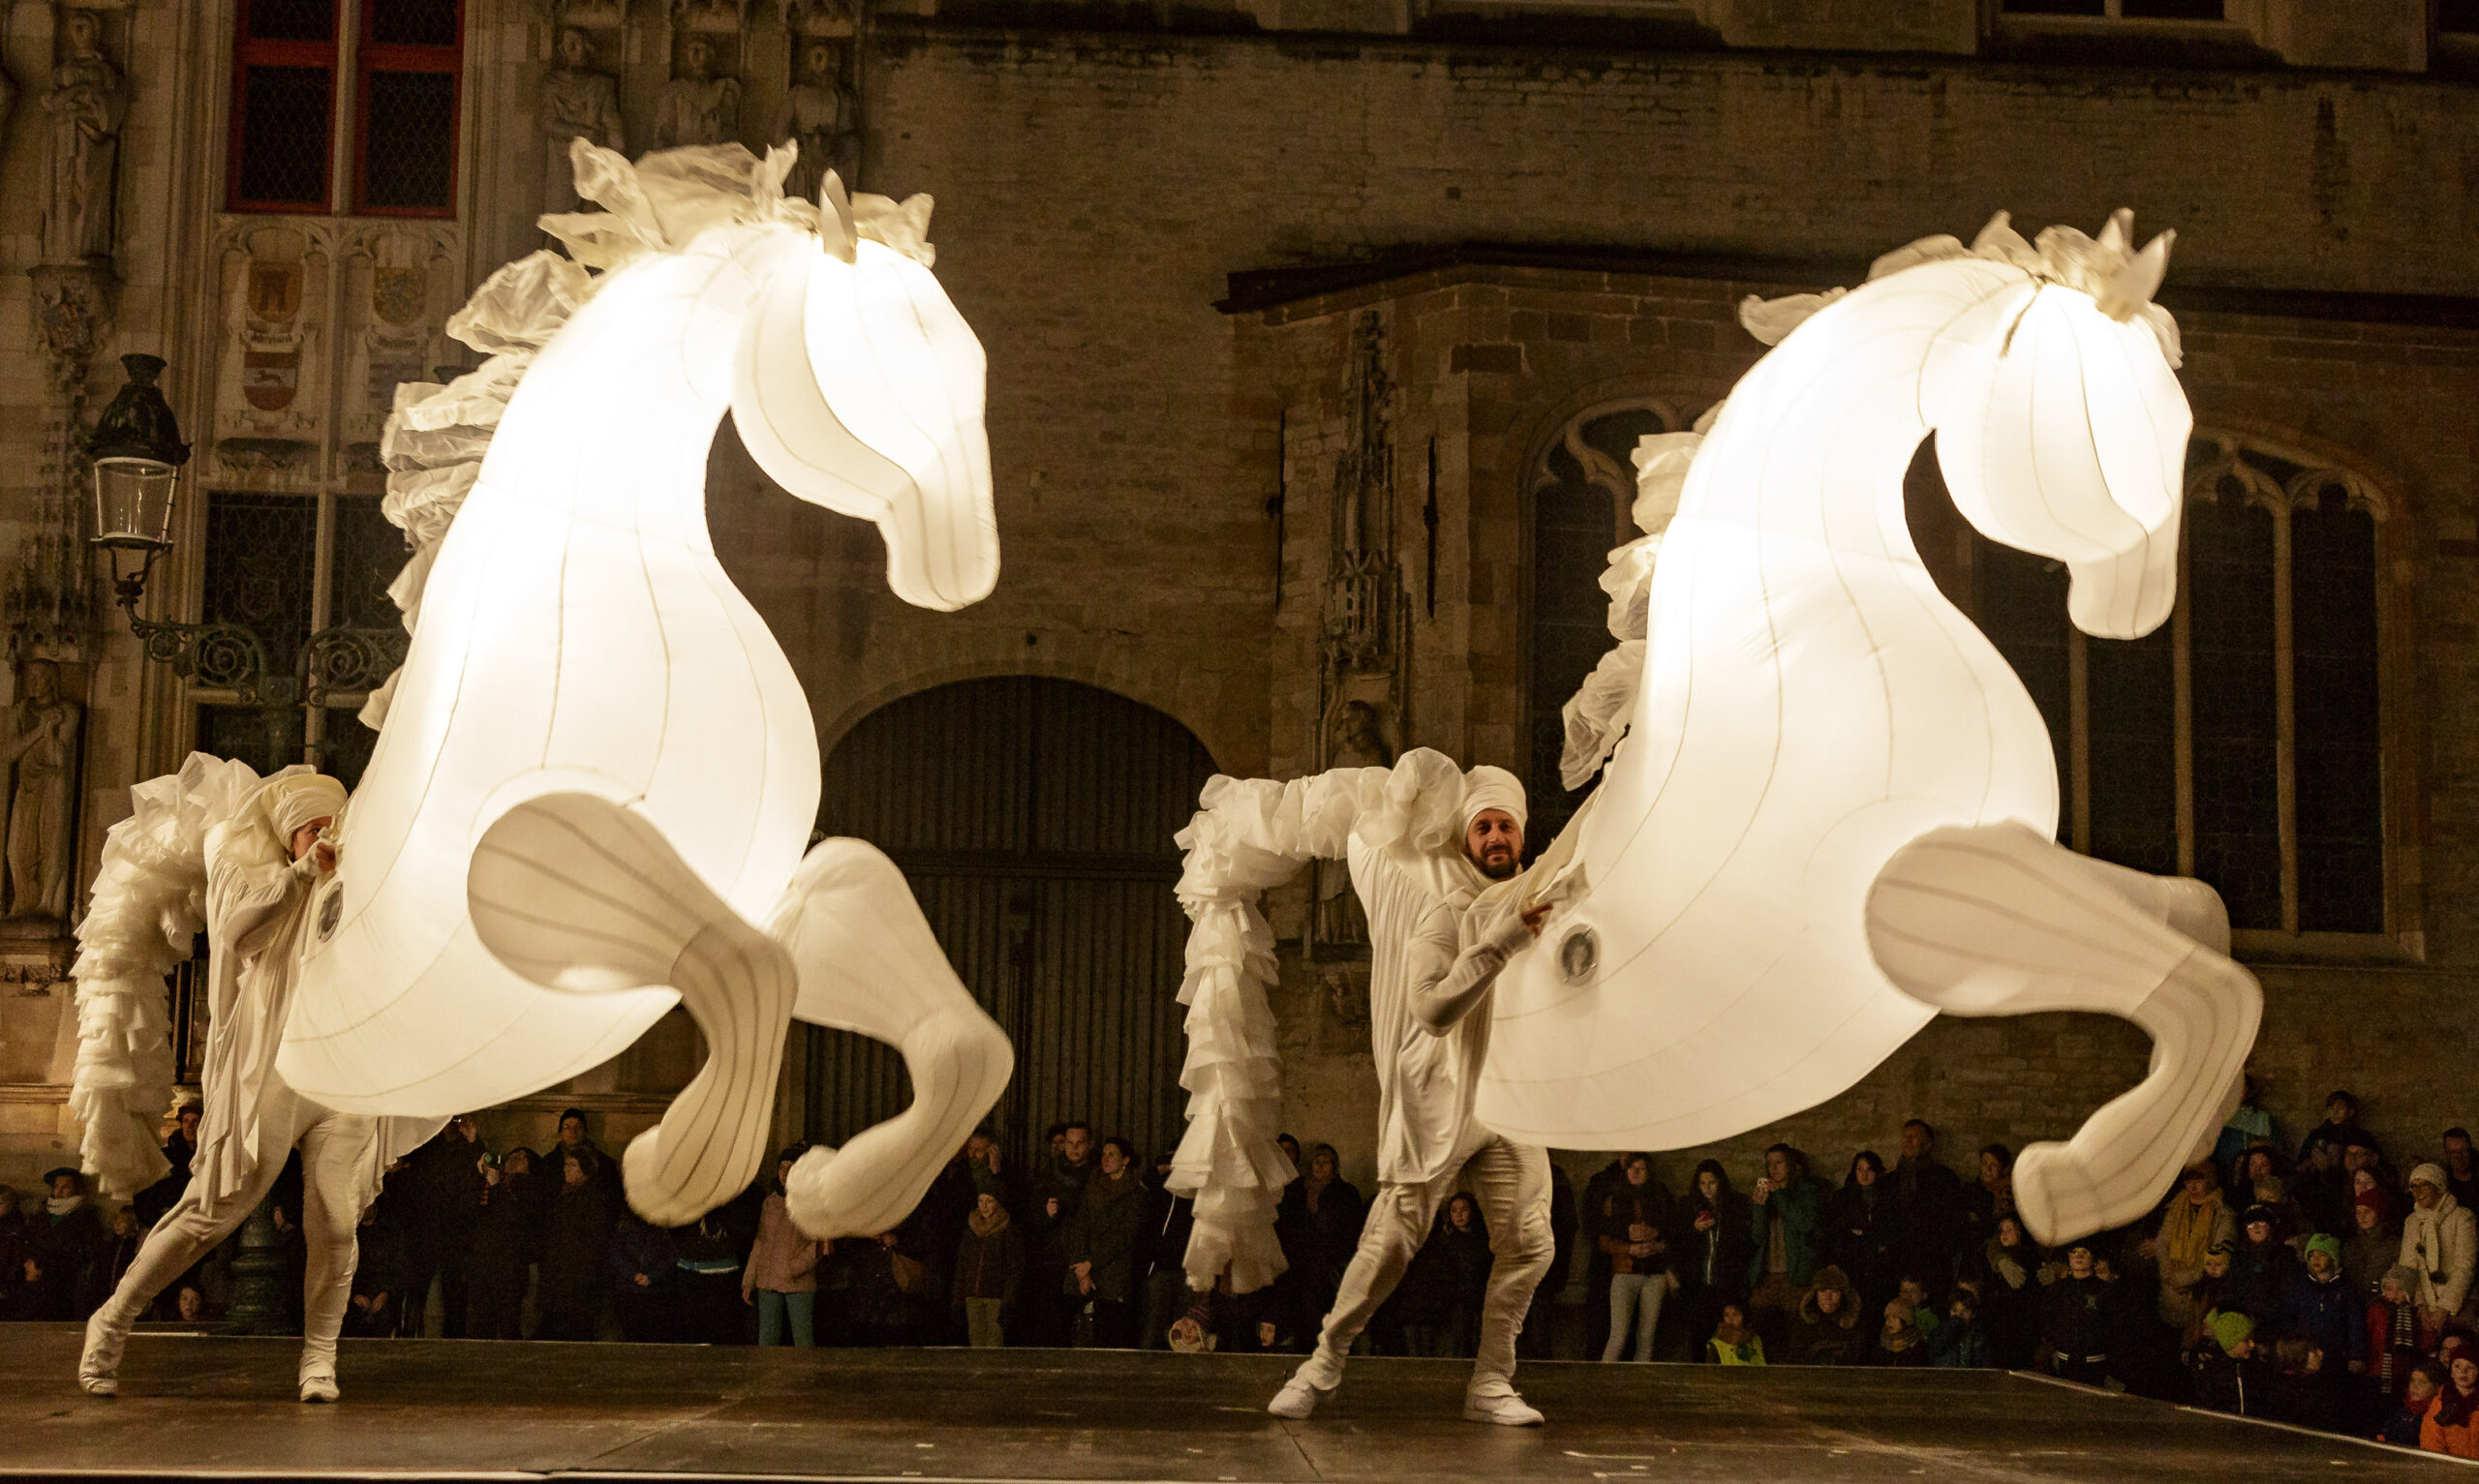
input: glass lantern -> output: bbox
[91,454,180,555]
[86,353,191,601]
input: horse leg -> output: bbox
[767,839,1013,1240]
[1863,820,2261,1245]
[468,793,797,1227]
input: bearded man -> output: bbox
[80,772,384,1404]
[1270,765,1558,1426]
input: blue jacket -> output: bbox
[2277,1268,2368,1366]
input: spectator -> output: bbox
[398,1113,488,1338]
[1391,1198,1470,1357]
[2041,1240,2111,1385]
[1679,1158,1754,1354]
[1066,1136,1146,1348]
[2268,1336,2343,1432]
[954,1190,1022,1348]
[1933,1288,1988,1369]
[133,1101,202,1228]
[843,1232,918,1347]
[2344,1136,2398,1204]
[2213,1075,2277,1188]
[24,1167,106,1320]
[1960,1144,2015,1254]
[1596,1153,1674,1362]
[675,1201,756,1347]
[1430,1192,1495,1357]
[1823,1151,1894,1317]
[465,1148,540,1340]
[1747,1144,1827,1353]
[746,1148,825,1348]
[98,1206,144,1292]
[2299,1091,2370,1168]
[2370,1265,2425,1402]
[2344,1187,2401,1299]
[537,1143,621,1341]
[1884,1120,1964,1278]
[1276,1143,1362,1348]
[2374,1360,2442,1447]
[1894,1274,1942,1352]
[2294,1136,2350,1239]
[2230,1204,2300,1325]
[2401,1163,2476,1347]
[2144,1162,2236,1330]
[2443,1130,2479,1212]
[1786,1263,1862,1365]
[2277,1233,2366,1378]
[345,1204,402,1338]
[1971,1213,2042,1369]
[607,1214,680,1344]
[1025,1121,1094,1346]
[2180,1242,2237,1355]
[1139,1152,1194,1351]
[1876,1295,1929,1367]
[2193,1309,2267,1417]
[2423,1352,2479,1459]
[1707,1299,1765,1365]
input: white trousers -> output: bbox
[1299,1134,1553,1395]
[1603,1271,1671,1361]
[95,1077,378,1375]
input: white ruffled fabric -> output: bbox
[1166,751,1466,1293]
[69,753,267,1199]
[1557,429,1704,790]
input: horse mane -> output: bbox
[359,140,939,730]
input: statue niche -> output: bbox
[540,26,626,217]
[42,9,127,265]
[781,39,859,199]
[3,658,81,924]
[652,35,741,150]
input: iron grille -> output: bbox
[235,66,332,207]
[360,71,455,211]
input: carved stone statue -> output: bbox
[42,10,127,265]
[540,27,627,215]
[1312,699,1394,950]
[782,40,859,199]
[3,659,81,921]
[652,36,740,150]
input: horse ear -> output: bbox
[818,170,858,263]
[2097,230,2173,322]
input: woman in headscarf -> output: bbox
[2343,1185,2401,1299]
[79,772,402,1404]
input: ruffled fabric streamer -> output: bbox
[1557,429,1702,790]
[1166,750,1466,1293]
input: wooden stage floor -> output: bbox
[0,1324,2457,1481]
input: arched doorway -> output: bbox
[804,677,1219,1172]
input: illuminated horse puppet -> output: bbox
[1476,213,2259,1244]
[79,142,1011,1240]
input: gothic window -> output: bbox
[1951,435,2392,942]
[228,0,464,216]
[194,490,408,786]
[1525,399,1682,852]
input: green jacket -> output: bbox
[1748,1171,1830,1287]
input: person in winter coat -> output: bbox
[1707,1300,1765,1365]
[2372,1361,2442,1448]
[2423,1352,2479,1459]
[1141,1151,1198,1352]
[1883,1121,1966,1280]
[1596,1154,1675,1362]
[2401,1164,2476,1346]
[1959,1144,2015,1256]
[1276,1144,1364,1349]
[674,1196,758,1347]
[464,1148,541,1340]
[1747,1144,1830,1354]
[745,1149,825,1347]
[1393,1196,1488,1357]
[2266,1336,2344,1433]
[2275,1233,2367,1374]
[1823,1152,1895,1318]
[2230,1204,2300,1326]
[953,1190,1023,1348]
[1067,1137,1148,1347]
[2143,1163,2237,1330]
[1876,1295,1930,1367]
[2192,1309,2268,1417]
[2344,1187,2401,1299]
[2369,1265,2427,1403]
[1971,1214,2043,1369]
[344,1202,403,1338]
[24,1168,107,1320]
[1786,1263,1863,1365]
[2040,1240,2112,1385]
[607,1214,680,1344]
[1932,1288,1989,1369]
[1679,1159,1754,1356]
[537,1144,622,1341]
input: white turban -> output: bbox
[259,772,348,842]
[1460,765,1527,833]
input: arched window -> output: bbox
[1525,397,1686,849]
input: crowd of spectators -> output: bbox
[9,1087,2479,1458]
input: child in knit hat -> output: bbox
[2192,1308,2268,1416]
[2371,1265,2427,1401]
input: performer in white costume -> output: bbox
[80,772,385,1404]
[1269,767,1557,1426]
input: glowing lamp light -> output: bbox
[86,353,191,602]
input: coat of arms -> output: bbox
[248,263,301,323]
[242,347,300,410]
[372,266,428,327]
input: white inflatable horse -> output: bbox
[78,141,1011,1240]
[1481,212,2258,1244]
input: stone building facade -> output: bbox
[0,0,2475,1210]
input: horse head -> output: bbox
[730,176,998,613]
[1917,210,2190,640]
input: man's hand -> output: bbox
[1072,1260,1092,1280]
[1628,1223,1654,1243]
[1519,901,1552,938]
[313,839,337,873]
[634,1272,652,1288]
[22,1259,38,1283]
[1046,1197,1059,1219]
[2422,1304,2449,1331]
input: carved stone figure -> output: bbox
[3,659,81,921]
[43,10,127,264]
[782,40,859,199]
[652,36,740,150]
[540,27,626,215]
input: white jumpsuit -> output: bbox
[1294,835,1555,1397]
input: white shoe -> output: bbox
[78,1310,124,1397]
[1463,1388,1544,1426]
[298,1364,340,1405]
[1268,1375,1335,1419]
